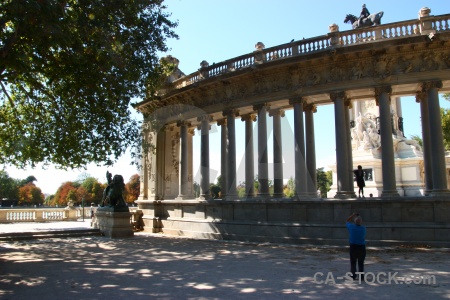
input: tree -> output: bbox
[317,168,333,198]
[193,182,200,198]
[0,1,178,169]
[283,177,295,198]
[441,108,450,151]
[0,169,20,201]
[410,134,423,147]
[18,183,44,206]
[124,174,140,204]
[52,181,78,206]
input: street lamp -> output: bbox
[82,197,85,221]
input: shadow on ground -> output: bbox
[0,234,449,300]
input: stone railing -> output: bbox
[0,208,80,222]
[171,13,450,91]
[0,207,144,230]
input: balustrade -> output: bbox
[170,13,450,92]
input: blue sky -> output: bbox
[3,1,450,194]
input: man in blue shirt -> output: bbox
[346,212,366,280]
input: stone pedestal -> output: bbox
[93,207,133,238]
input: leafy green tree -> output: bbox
[441,108,450,150]
[284,177,295,198]
[0,170,19,201]
[317,168,332,198]
[410,134,423,147]
[193,182,200,198]
[21,175,37,186]
[0,0,178,169]
[210,183,221,199]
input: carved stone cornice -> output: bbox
[241,114,257,122]
[136,38,450,118]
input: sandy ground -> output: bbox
[0,231,449,300]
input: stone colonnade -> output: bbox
[139,81,449,201]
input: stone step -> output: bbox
[0,229,101,241]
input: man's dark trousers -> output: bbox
[350,244,366,279]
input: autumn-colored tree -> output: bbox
[124,174,140,204]
[18,183,44,206]
[51,182,78,207]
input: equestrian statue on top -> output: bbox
[344,4,384,29]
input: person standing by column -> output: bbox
[354,165,365,198]
[346,212,366,281]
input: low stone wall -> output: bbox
[136,197,450,247]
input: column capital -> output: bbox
[344,100,352,109]
[253,103,270,112]
[289,96,305,105]
[222,108,240,117]
[329,91,346,102]
[415,90,427,103]
[375,86,392,106]
[176,120,191,127]
[216,118,227,126]
[197,114,213,123]
[303,103,317,113]
[421,80,443,92]
[374,85,392,96]
[241,113,257,122]
[269,109,285,117]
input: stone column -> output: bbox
[330,91,353,198]
[254,104,270,198]
[197,114,213,200]
[416,91,433,195]
[217,119,228,199]
[176,120,191,200]
[138,122,149,200]
[223,109,239,199]
[188,128,195,198]
[422,81,450,195]
[156,128,166,200]
[290,97,307,199]
[304,104,318,197]
[241,114,257,198]
[375,86,400,197]
[269,109,285,198]
[344,100,356,197]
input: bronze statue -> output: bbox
[101,171,127,207]
[344,9,384,29]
